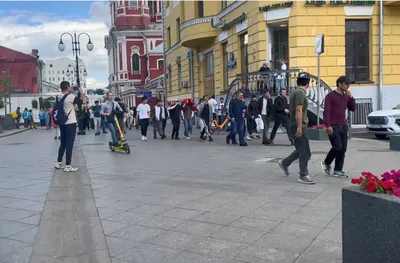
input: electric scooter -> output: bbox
[109,114,130,154]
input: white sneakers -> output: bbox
[141,136,148,141]
[54,163,79,172]
[185,136,190,140]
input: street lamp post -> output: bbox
[66,64,88,89]
[58,31,93,135]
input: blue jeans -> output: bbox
[106,122,118,145]
[183,119,192,136]
[227,119,245,144]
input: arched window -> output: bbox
[62,70,64,74]
[132,53,140,72]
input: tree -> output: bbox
[0,74,12,114]
[32,99,38,109]
[39,97,44,109]
[43,100,51,109]
[95,88,104,95]
[0,95,4,109]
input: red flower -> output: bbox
[381,180,397,190]
[351,177,364,185]
[365,181,378,193]
[394,188,400,197]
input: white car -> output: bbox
[366,104,400,139]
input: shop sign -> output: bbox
[259,1,294,12]
[12,89,29,93]
[305,0,376,6]
[227,52,237,69]
[136,91,152,100]
[222,13,246,31]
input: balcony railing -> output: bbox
[180,17,213,31]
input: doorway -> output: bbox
[203,52,215,97]
[267,23,289,70]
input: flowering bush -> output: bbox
[310,124,326,129]
[351,171,400,197]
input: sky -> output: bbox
[0,1,111,90]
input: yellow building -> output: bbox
[163,0,400,110]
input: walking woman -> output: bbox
[49,107,60,139]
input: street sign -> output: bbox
[315,34,325,54]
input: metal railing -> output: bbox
[180,16,213,31]
[350,98,373,125]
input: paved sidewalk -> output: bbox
[0,128,30,138]
[0,128,399,263]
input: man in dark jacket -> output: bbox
[168,100,181,140]
[114,97,127,134]
[151,99,167,139]
[270,89,294,145]
[247,94,260,139]
[226,92,247,146]
[257,90,274,145]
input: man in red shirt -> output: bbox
[321,76,356,178]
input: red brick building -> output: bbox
[0,46,40,94]
[104,0,164,108]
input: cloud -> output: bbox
[0,2,110,87]
[86,77,107,89]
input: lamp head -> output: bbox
[58,39,65,51]
[86,40,94,51]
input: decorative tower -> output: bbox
[105,0,164,108]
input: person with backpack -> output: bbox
[22,108,29,128]
[53,81,86,172]
[11,107,21,129]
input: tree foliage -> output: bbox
[39,97,44,109]
[32,99,38,109]
[0,75,12,95]
[0,95,4,109]
[43,100,51,109]
[95,88,104,95]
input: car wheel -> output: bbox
[375,134,387,140]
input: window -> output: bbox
[176,18,181,41]
[49,64,53,67]
[222,0,227,9]
[149,0,154,16]
[62,70,64,74]
[205,52,214,76]
[132,53,140,71]
[57,70,60,74]
[240,33,249,74]
[80,70,82,74]
[178,64,182,89]
[168,66,172,91]
[222,43,228,90]
[58,77,60,81]
[129,1,137,7]
[345,20,370,82]
[71,70,73,75]
[158,60,164,69]
[167,27,171,48]
[63,77,65,80]
[49,70,51,74]
[198,1,204,18]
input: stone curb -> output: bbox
[0,128,30,139]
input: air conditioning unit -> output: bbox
[211,16,223,28]
[181,80,188,88]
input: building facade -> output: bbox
[164,0,400,110]
[105,0,165,108]
[0,46,42,94]
[43,57,88,93]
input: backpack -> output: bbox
[52,94,71,126]
[11,111,18,119]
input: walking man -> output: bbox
[92,100,102,136]
[257,90,274,145]
[270,89,294,145]
[321,76,356,178]
[198,96,213,142]
[152,99,167,139]
[278,73,314,184]
[54,81,86,172]
[136,96,151,141]
[181,98,193,139]
[247,94,260,139]
[101,92,123,146]
[168,100,181,140]
[226,92,247,146]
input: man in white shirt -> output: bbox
[276,58,287,92]
[151,99,167,139]
[217,97,225,124]
[136,96,151,141]
[208,95,218,120]
[257,90,274,145]
[54,81,86,172]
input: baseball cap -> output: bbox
[336,76,352,85]
[297,72,310,80]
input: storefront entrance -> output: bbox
[267,22,289,70]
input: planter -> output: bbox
[307,128,329,141]
[342,186,400,263]
[390,135,400,151]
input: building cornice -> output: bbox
[180,16,213,31]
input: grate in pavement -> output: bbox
[311,151,329,154]
[358,149,390,152]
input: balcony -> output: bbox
[384,0,400,5]
[180,17,218,48]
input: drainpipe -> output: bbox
[189,48,195,100]
[161,2,167,104]
[378,0,383,110]
[140,32,151,85]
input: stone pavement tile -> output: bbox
[211,197,267,216]
[62,250,111,263]
[31,217,108,258]
[136,216,185,230]
[315,228,342,243]
[291,183,331,194]
[105,236,139,257]
[171,221,223,236]
[235,233,311,263]
[0,209,38,221]
[264,182,298,191]
[106,211,152,224]
[280,190,319,199]
[284,207,340,228]
[149,197,192,207]
[208,225,267,244]
[7,226,38,243]
[97,208,124,220]
[160,208,204,220]
[94,198,113,208]
[171,251,247,263]
[45,186,94,201]
[0,221,36,237]
[305,198,342,209]
[194,194,238,206]
[2,200,41,209]
[0,197,20,206]
[0,206,15,215]
[108,225,165,243]
[294,240,342,263]
[50,173,90,188]
[229,217,280,232]
[178,201,224,211]
[40,199,98,222]
[192,212,242,225]
[0,245,32,263]
[246,203,301,221]
[0,237,31,255]
[186,236,248,259]
[274,195,311,206]
[269,222,324,240]
[129,204,173,215]
[326,218,341,230]
[115,243,181,263]
[101,220,130,236]
[23,203,44,213]
[18,214,41,226]
[147,230,201,250]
